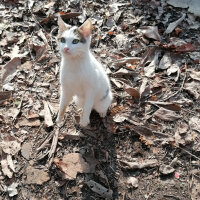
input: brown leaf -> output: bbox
[138,26,161,41]
[175,43,197,52]
[25,166,50,185]
[124,86,140,101]
[153,108,181,121]
[54,153,90,180]
[0,91,12,102]
[34,44,47,61]
[59,11,82,19]
[114,57,141,67]
[131,125,154,145]
[120,159,159,169]
[19,118,41,127]
[148,101,181,111]
[1,57,21,83]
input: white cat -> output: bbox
[56,15,113,127]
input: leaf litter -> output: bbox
[0,0,200,199]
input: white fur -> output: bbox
[56,20,112,127]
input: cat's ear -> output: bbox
[58,14,70,34]
[78,19,92,38]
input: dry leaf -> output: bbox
[189,70,200,81]
[175,43,197,52]
[131,125,154,145]
[148,101,181,111]
[124,86,140,101]
[1,57,21,83]
[63,128,85,140]
[165,13,186,34]
[7,182,18,197]
[158,53,172,70]
[144,51,160,77]
[0,137,21,155]
[25,166,50,185]
[189,116,200,132]
[1,156,13,178]
[0,91,12,102]
[19,118,41,127]
[114,57,141,67]
[120,159,159,169]
[54,153,90,180]
[34,44,47,61]
[138,26,161,41]
[139,77,149,99]
[184,81,200,99]
[153,108,181,121]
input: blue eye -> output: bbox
[72,39,79,44]
[60,37,66,43]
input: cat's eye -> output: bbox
[72,39,79,44]
[60,37,66,43]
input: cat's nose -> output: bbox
[64,47,69,53]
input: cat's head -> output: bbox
[57,15,92,58]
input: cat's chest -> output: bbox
[60,62,92,95]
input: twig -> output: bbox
[47,118,67,168]
[163,194,180,200]
[178,146,200,161]
[163,62,187,101]
[12,92,25,123]
[47,127,59,168]
[27,32,35,62]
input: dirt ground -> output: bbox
[0,0,200,199]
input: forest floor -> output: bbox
[0,0,200,199]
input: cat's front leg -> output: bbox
[56,89,72,123]
[80,91,94,127]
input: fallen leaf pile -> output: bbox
[0,0,200,199]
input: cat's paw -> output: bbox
[80,118,90,127]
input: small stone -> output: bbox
[127,177,138,188]
[21,142,32,160]
[159,164,175,175]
